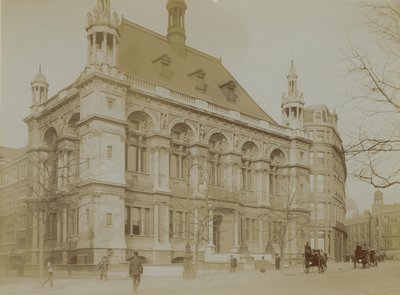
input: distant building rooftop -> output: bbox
[0,146,27,166]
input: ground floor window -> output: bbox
[125,206,153,236]
[68,208,79,236]
[169,210,186,239]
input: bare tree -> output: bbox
[24,149,87,287]
[346,0,400,188]
[171,153,239,279]
[262,174,310,265]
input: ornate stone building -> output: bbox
[1,0,348,266]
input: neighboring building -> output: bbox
[303,106,347,261]
[347,190,400,259]
[345,197,359,218]
[0,147,29,263]
[0,0,347,266]
[372,190,400,258]
[346,210,372,254]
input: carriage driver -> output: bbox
[304,242,312,262]
[355,242,362,257]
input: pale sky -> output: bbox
[1,0,397,211]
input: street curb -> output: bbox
[2,285,64,295]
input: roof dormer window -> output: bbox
[153,54,172,79]
[219,80,237,102]
[314,111,322,122]
[188,69,207,93]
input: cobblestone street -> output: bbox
[1,261,399,295]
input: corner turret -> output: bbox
[31,65,48,109]
[166,0,187,58]
[86,0,120,67]
[281,60,304,130]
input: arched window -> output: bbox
[170,123,193,179]
[126,112,154,173]
[207,133,227,186]
[269,149,286,196]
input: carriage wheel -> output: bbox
[303,259,309,274]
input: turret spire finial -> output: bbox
[166,0,187,58]
[97,0,110,14]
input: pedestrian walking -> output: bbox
[230,255,237,273]
[260,256,267,273]
[129,251,143,294]
[275,254,281,270]
[43,261,54,287]
[100,255,110,280]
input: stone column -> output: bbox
[31,213,39,250]
[112,35,117,65]
[165,204,170,244]
[102,32,107,50]
[87,34,91,64]
[256,170,263,205]
[137,147,142,173]
[62,208,68,242]
[153,203,159,245]
[232,211,239,252]
[63,150,68,189]
[153,147,160,190]
[57,211,61,244]
[57,153,63,190]
[193,208,199,246]
[140,208,145,236]
[258,218,264,252]
[208,208,213,246]
[265,171,270,205]
[93,32,97,63]
[115,37,119,65]
[225,163,233,192]
[159,147,170,191]
[324,230,329,253]
[159,203,170,245]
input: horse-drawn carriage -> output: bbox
[353,248,370,269]
[303,249,327,274]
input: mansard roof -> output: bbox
[118,19,276,124]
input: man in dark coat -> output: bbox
[229,255,237,273]
[275,254,281,270]
[304,242,312,262]
[129,251,143,293]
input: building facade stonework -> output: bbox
[0,0,347,266]
[303,106,347,261]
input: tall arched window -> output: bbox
[269,149,286,196]
[208,133,227,186]
[170,123,193,179]
[126,112,154,173]
[241,141,258,191]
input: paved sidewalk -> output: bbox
[0,261,356,295]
